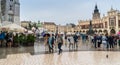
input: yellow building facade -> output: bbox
[21,21,30,28]
[42,22,56,32]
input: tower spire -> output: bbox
[94,4,99,13]
[95,4,98,9]
[92,4,100,20]
[111,6,113,11]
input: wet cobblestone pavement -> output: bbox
[0,40,120,65]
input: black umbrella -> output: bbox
[43,33,50,37]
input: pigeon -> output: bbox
[106,54,108,58]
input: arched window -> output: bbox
[110,29,116,34]
[10,5,12,10]
[10,0,13,1]
[94,29,97,32]
[99,30,102,32]
[103,30,107,33]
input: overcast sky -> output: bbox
[20,0,120,25]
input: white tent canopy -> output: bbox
[28,30,34,34]
[0,23,26,32]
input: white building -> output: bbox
[0,0,20,26]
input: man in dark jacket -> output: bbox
[97,35,102,48]
[57,34,63,55]
[73,34,78,49]
[108,35,114,48]
[94,34,97,48]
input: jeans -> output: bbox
[74,42,78,49]
[49,45,53,53]
[94,41,97,48]
[58,43,62,54]
[109,43,114,48]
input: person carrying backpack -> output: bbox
[73,34,78,49]
[57,34,63,55]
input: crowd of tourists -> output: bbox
[43,32,120,54]
[90,34,120,49]
[0,31,34,47]
[43,33,80,55]
[1,30,120,55]
[0,31,14,47]
[44,34,63,55]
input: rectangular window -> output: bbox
[10,5,12,10]
[105,22,107,28]
[101,23,103,28]
[109,17,116,26]
[119,20,120,28]
[82,25,85,29]
[8,14,13,22]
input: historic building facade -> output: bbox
[57,25,67,33]
[21,21,31,29]
[78,5,120,34]
[0,0,20,25]
[42,22,56,32]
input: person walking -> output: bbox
[64,35,67,47]
[97,34,102,48]
[57,34,63,55]
[48,34,54,53]
[0,31,5,47]
[118,36,120,48]
[108,35,114,49]
[94,34,97,48]
[7,33,13,47]
[44,35,49,51]
[90,35,94,47]
[67,35,74,50]
[102,34,107,50]
[73,34,78,49]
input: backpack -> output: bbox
[51,37,54,44]
[57,37,63,43]
[68,38,71,42]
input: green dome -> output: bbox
[36,23,42,27]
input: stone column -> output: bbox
[0,0,2,24]
[116,15,119,34]
[107,17,110,34]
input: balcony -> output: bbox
[8,10,14,15]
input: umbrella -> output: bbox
[66,32,71,35]
[41,31,46,36]
[32,27,36,30]
[43,33,50,37]
[60,32,64,34]
[0,23,26,32]
[28,30,34,34]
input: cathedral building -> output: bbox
[78,4,120,34]
[0,0,20,25]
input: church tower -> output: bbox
[92,4,100,20]
[1,0,20,25]
[14,0,20,24]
